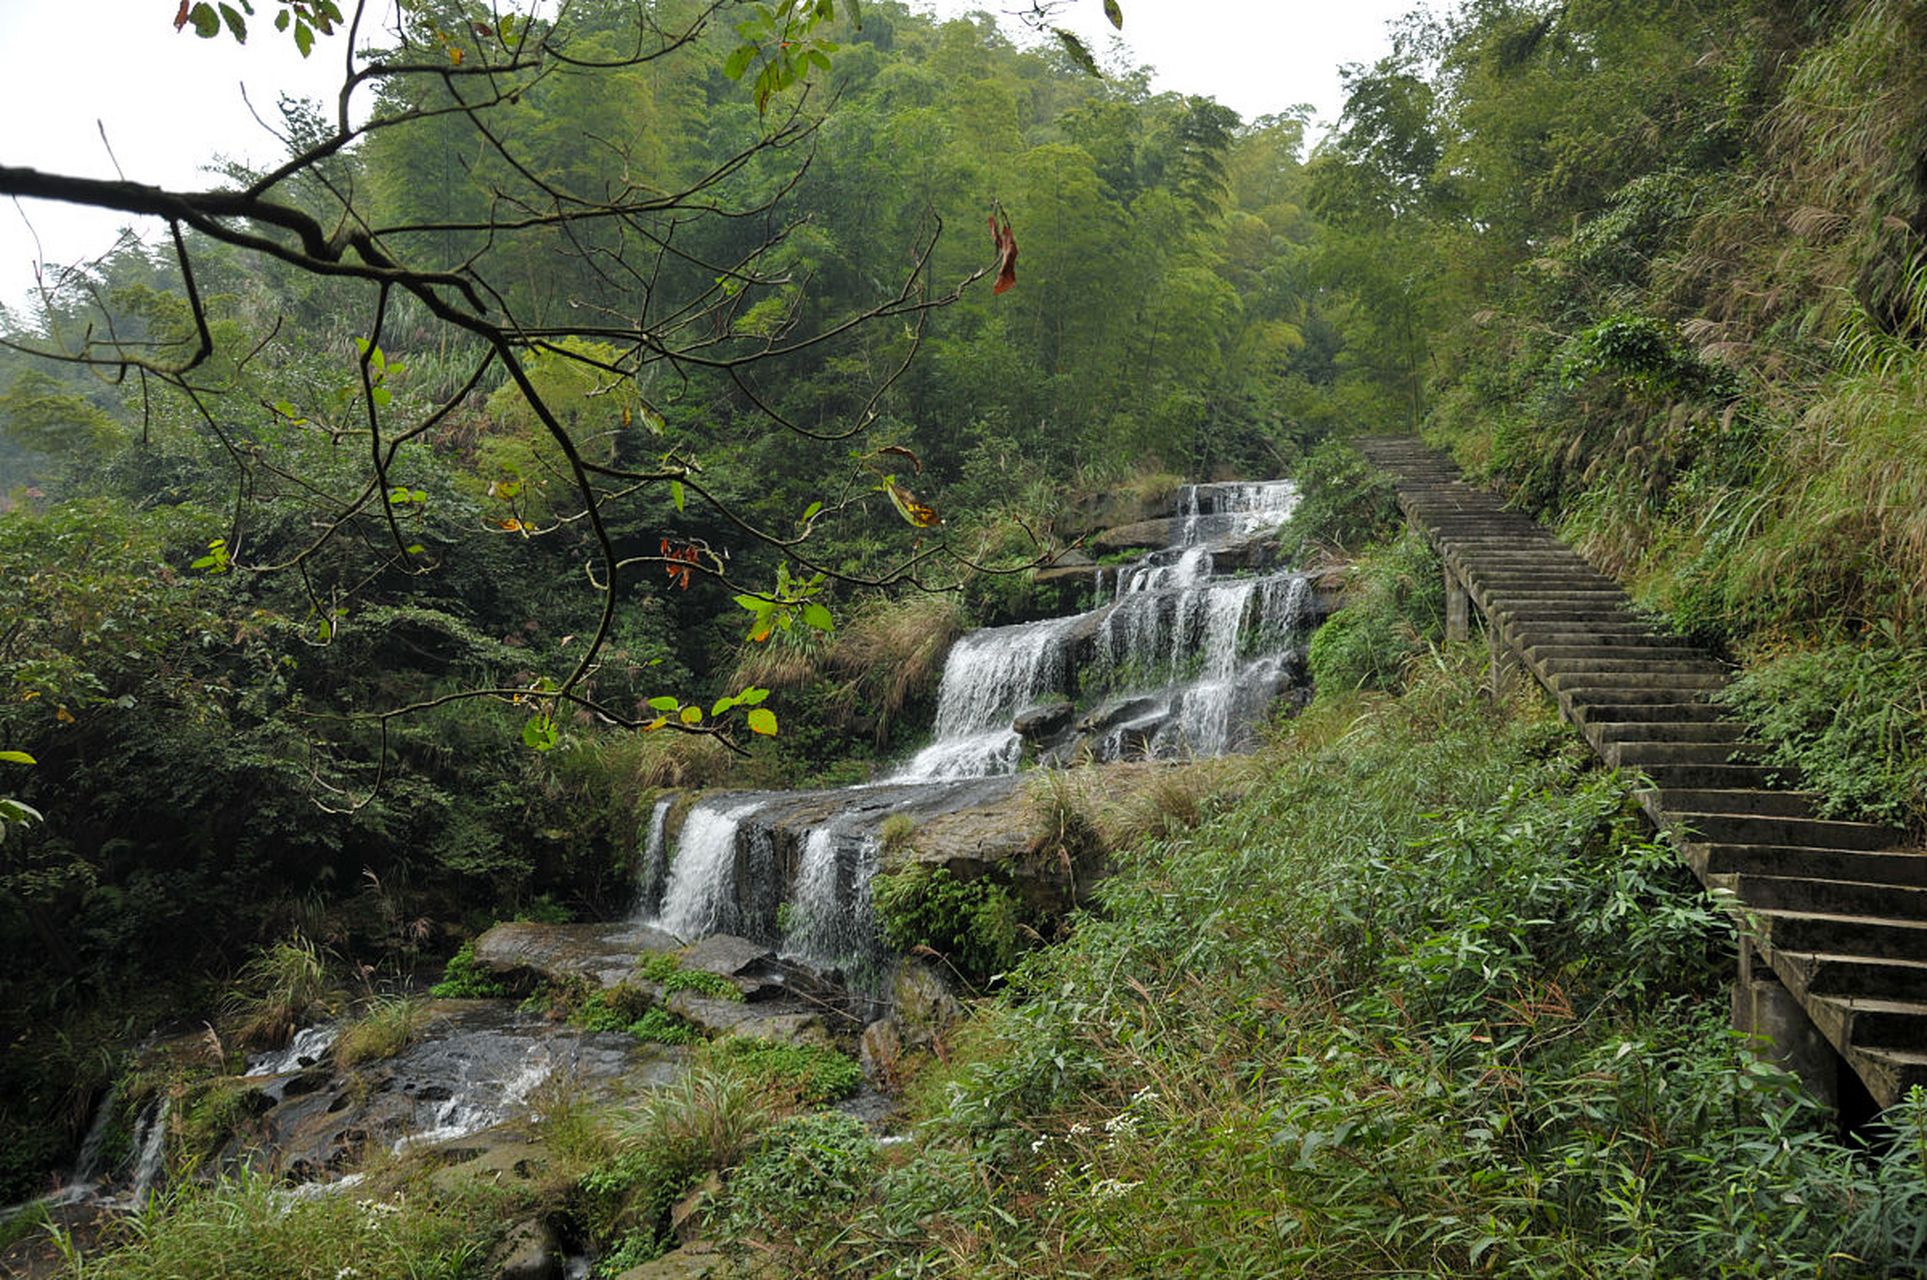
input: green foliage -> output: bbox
[872,864,1020,989]
[1719,637,1927,831]
[1279,437,1400,558]
[636,953,745,1002]
[799,660,1927,1275]
[333,996,425,1067]
[224,935,341,1051]
[56,1165,519,1279]
[707,1037,862,1106]
[1305,530,1444,695]
[628,1009,698,1047]
[428,942,510,1000]
[716,1110,879,1252]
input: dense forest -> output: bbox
[5,0,1927,1274]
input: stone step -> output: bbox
[1777,951,1927,999]
[1586,720,1747,744]
[1648,788,1817,818]
[1566,700,1723,724]
[1810,996,1927,1050]
[1608,741,1760,767]
[1539,657,1728,677]
[1497,608,1645,625]
[1668,812,1903,852]
[1474,570,1618,585]
[1555,671,1729,694]
[1757,909,1927,961]
[1510,626,1677,645]
[1695,845,1927,886]
[1729,874,1927,920]
[1637,765,1791,793]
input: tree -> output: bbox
[0,0,1020,795]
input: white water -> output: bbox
[889,613,1083,782]
[640,478,1310,983]
[246,1024,338,1077]
[654,797,768,939]
[634,795,676,919]
[125,1097,170,1206]
[393,1045,554,1154]
[781,821,885,980]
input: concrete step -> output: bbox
[1695,845,1927,886]
[1810,996,1927,1050]
[1669,812,1903,852]
[1647,788,1818,818]
[1539,657,1728,678]
[1525,644,1709,662]
[1497,608,1645,625]
[1636,763,1793,789]
[1847,1047,1927,1103]
[1777,951,1927,999]
[1730,873,1927,920]
[1555,672,1730,694]
[1567,700,1723,725]
[1474,572,1618,587]
[1757,909,1927,961]
[1588,722,1747,749]
[1608,742,1761,768]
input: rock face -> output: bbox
[1089,517,1179,554]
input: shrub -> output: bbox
[223,935,340,1051]
[1279,438,1400,558]
[1306,530,1445,695]
[333,996,426,1067]
[872,864,1020,989]
[716,1111,879,1250]
[428,941,509,999]
[1719,636,1927,831]
[708,1038,862,1106]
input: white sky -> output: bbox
[0,0,1409,313]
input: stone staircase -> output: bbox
[1354,434,1927,1109]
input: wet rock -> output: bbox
[613,1242,721,1280]
[491,1216,562,1280]
[677,935,773,979]
[1075,696,1165,738]
[1012,701,1073,743]
[473,921,681,991]
[1089,517,1177,554]
[1031,550,1097,588]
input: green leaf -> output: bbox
[522,714,559,751]
[746,707,778,736]
[189,3,220,37]
[802,602,834,633]
[801,500,822,522]
[669,480,685,512]
[738,686,770,706]
[1103,0,1123,29]
[711,696,736,716]
[405,544,426,556]
[679,705,703,726]
[647,695,680,712]
[1054,28,1099,76]
[0,751,35,766]
[218,3,247,41]
[293,19,314,56]
[723,43,757,81]
[275,8,289,30]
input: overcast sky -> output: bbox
[0,0,1411,312]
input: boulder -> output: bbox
[490,1216,562,1280]
[614,1243,722,1280]
[676,935,775,981]
[1088,518,1176,554]
[472,921,681,991]
[1012,701,1073,743]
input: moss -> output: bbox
[635,953,744,1002]
[707,1038,862,1105]
[427,941,509,999]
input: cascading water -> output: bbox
[890,613,1082,782]
[634,796,676,919]
[642,478,1313,979]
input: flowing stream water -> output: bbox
[646,480,1310,982]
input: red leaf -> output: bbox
[989,212,1018,296]
[174,0,191,29]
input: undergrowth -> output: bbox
[786,657,1927,1276]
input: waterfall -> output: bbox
[126,1097,170,1206]
[246,1024,338,1077]
[654,797,769,940]
[634,795,676,919]
[780,822,885,983]
[890,613,1081,782]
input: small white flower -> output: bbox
[1068,1122,1091,1136]
[1030,1135,1049,1153]
[1089,1177,1142,1200]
